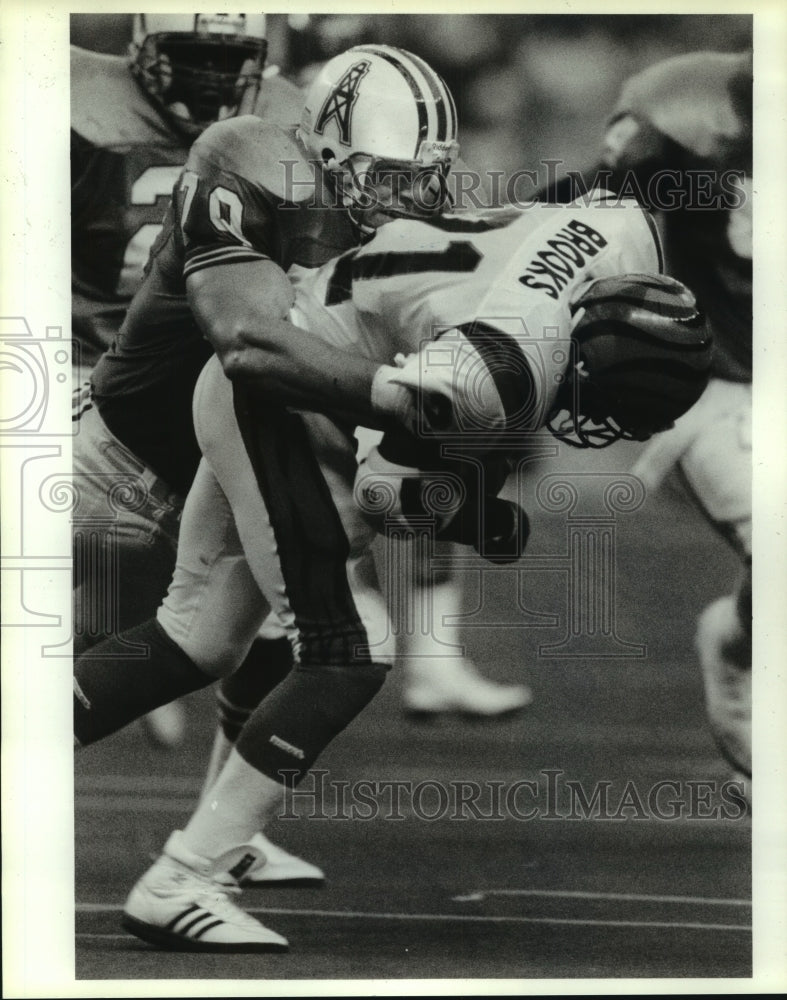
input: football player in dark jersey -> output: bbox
[73,41,480,952]
[546,50,752,785]
[74,43,481,899]
[71,13,322,883]
[72,20,528,767]
[71,14,302,374]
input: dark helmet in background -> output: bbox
[129,14,268,136]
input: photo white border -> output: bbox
[1,1,785,996]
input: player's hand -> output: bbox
[440,495,530,564]
[370,363,452,437]
[476,496,531,564]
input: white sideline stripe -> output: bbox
[76,903,750,933]
[75,775,203,794]
[76,796,195,813]
[453,889,751,907]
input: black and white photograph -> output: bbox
[2,4,786,995]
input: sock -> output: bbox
[74,619,212,745]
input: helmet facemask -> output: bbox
[325,143,458,235]
[546,347,648,449]
[131,31,267,136]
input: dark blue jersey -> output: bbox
[546,51,752,382]
[90,116,358,494]
[71,45,304,365]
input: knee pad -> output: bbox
[217,636,294,742]
[235,660,389,784]
[74,619,212,746]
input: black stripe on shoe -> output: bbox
[192,919,225,939]
[166,904,200,931]
[179,909,221,936]
[121,913,289,954]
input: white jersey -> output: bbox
[291,195,662,425]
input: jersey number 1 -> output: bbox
[325,242,482,305]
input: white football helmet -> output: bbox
[130,14,268,135]
[298,44,460,230]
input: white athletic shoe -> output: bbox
[696,596,752,777]
[122,831,289,953]
[139,701,187,750]
[243,832,325,887]
[403,659,532,718]
[214,831,325,888]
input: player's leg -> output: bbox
[681,382,752,780]
[125,369,393,952]
[73,454,269,746]
[185,377,393,845]
[696,561,752,779]
[72,402,189,746]
[116,455,294,950]
[638,378,753,779]
[399,538,532,717]
[200,614,325,887]
[202,615,293,793]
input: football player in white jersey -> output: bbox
[76,185,711,950]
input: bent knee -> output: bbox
[156,606,253,679]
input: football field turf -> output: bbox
[74,444,751,983]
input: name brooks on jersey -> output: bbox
[517,219,610,299]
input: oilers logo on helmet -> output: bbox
[314,60,371,146]
[299,44,458,161]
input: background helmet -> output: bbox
[298,44,460,227]
[130,14,268,136]
[548,273,713,448]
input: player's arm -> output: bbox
[177,120,426,430]
[187,260,396,428]
[356,427,528,563]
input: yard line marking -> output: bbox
[452,889,751,907]
[76,903,750,933]
[75,796,195,813]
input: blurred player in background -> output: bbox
[71,14,300,373]
[547,50,752,784]
[75,164,712,949]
